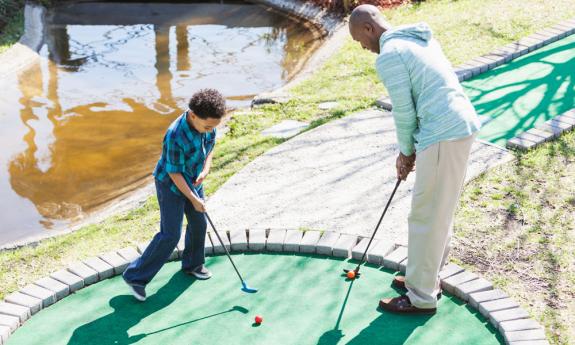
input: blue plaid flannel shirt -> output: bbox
[153,111,216,196]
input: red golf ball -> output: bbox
[255,315,263,324]
[346,271,356,279]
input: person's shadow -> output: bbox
[67,272,248,345]
[317,277,432,345]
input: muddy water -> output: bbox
[0,1,323,245]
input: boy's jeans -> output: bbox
[123,179,207,286]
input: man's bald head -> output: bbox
[349,4,391,54]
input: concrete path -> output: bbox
[207,108,513,245]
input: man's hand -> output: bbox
[190,194,207,213]
[193,171,208,187]
[396,152,416,181]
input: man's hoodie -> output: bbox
[375,23,481,156]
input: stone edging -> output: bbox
[0,229,549,345]
[250,0,343,34]
[249,0,347,106]
[507,108,575,150]
[453,18,575,83]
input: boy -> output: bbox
[123,89,226,301]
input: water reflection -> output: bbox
[0,1,323,245]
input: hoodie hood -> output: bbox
[379,22,433,46]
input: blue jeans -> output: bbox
[123,179,207,286]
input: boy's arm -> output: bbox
[169,173,206,212]
[193,150,214,187]
[163,138,205,212]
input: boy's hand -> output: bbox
[193,171,208,187]
[190,195,207,213]
[396,152,416,181]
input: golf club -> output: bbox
[191,188,258,293]
[343,178,401,278]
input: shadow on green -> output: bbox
[67,272,248,345]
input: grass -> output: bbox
[0,7,23,54]
[1,0,574,343]
[384,0,575,66]
[453,131,575,345]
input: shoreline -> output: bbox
[0,0,348,250]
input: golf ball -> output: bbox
[346,271,356,279]
[255,315,263,324]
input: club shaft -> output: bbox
[189,188,247,285]
[355,179,401,271]
[205,213,246,284]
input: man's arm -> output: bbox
[376,45,417,180]
[375,46,417,157]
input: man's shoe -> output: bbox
[379,295,436,315]
[123,276,146,302]
[392,275,442,300]
[392,275,407,289]
[185,265,212,280]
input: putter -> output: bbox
[191,189,258,293]
[343,178,401,278]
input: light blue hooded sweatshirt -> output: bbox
[375,23,481,156]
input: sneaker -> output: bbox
[185,265,212,280]
[123,276,146,301]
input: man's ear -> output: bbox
[364,22,374,35]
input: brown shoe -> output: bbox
[392,275,443,300]
[392,275,407,289]
[379,295,436,315]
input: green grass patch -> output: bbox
[384,0,575,66]
[0,7,24,54]
[454,130,575,345]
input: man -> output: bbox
[349,5,481,314]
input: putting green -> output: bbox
[463,34,575,146]
[7,253,503,345]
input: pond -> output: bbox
[0,1,323,245]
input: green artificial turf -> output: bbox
[463,34,575,146]
[8,253,503,345]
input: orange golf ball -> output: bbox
[346,270,356,279]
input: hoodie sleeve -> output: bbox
[375,46,417,156]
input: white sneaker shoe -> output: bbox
[188,265,212,280]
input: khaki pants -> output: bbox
[405,133,477,309]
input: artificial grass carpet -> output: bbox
[7,253,503,345]
[463,34,575,146]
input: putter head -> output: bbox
[232,306,249,314]
[241,282,258,293]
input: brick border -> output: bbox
[0,229,549,345]
[506,108,575,151]
[454,19,575,83]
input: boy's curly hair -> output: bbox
[188,89,226,119]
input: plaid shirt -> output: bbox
[153,111,216,196]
